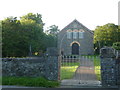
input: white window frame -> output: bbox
[73,31,78,39]
[79,31,84,38]
[67,30,72,39]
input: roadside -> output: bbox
[1,85,45,88]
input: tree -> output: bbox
[112,42,120,50]
[45,25,60,47]
[2,17,24,57]
[46,25,60,37]
[2,13,60,57]
[94,23,119,54]
[20,13,46,55]
[44,34,57,48]
[20,13,44,25]
[2,13,45,57]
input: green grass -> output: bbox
[93,56,101,81]
[2,77,60,88]
[60,62,79,80]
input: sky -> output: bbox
[0,0,119,31]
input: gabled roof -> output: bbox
[61,19,93,34]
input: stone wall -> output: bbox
[2,56,58,80]
[100,47,120,86]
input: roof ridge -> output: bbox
[61,19,93,34]
[61,19,76,30]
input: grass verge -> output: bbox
[2,77,60,88]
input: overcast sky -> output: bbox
[0,0,119,30]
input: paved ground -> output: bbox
[60,57,101,87]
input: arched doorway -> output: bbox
[72,43,79,55]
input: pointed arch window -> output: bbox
[73,29,78,39]
[73,32,78,39]
[79,31,84,38]
[67,30,72,39]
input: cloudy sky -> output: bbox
[0,0,119,30]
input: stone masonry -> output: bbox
[2,56,58,81]
[100,47,120,86]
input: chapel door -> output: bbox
[72,43,79,55]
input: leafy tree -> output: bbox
[20,13,44,25]
[2,13,60,57]
[44,34,57,47]
[112,42,120,50]
[94,23,119,54]
[46,25,60,37]
[2,13,45,57]
[20,13,46,56]
[45,25,60,47]
[2,17,24,57]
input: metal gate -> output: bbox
[60,55,101,86]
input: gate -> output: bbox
[60,55,101,86]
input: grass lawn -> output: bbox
[60,62,79,80]
[2,77,60,88]
[93,56,101,81]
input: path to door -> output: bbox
[60,57,101,87]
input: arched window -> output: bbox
[73,32,78,39]
[67,30,72,39]
[79,32,84,38]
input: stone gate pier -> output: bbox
[100,47,120,87]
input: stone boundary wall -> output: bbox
[116,51,120,85]
[2,56,58,80]
[100,47,120,86]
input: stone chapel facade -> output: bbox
[57,19,94,55]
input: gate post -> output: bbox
[45,47,59,81]
[116,50,120,87]
[100,47,117,87]
[58,55,61,81]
